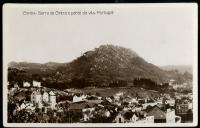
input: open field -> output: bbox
[76,87,161,98]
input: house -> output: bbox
[49,91,57,109]
[123,106,131,111]
[166,108,182,123]
[23,82,31,87]
[144,115,154,123]
[104,110,111,117]
[135,116,154,123]
[132,106,142,113]
[97,96,102,100]
[115,110,140,123]
[131,113,139,122]
[68,101,95,121]
[188,102,193,109]
[115,101,122,106]
[19,101,35,110]
[82,106,95,121]
[166,108,175,123]
[163,93,171,100]
[106,97,112,103]
[175,99,190,115]
[114,92,124,101]
[14,83,19,89]
[131,98,138,104]
[9,87,17,96]
[123,96,133,105]
[25,102,35,110]
[146,105,166,123]
[166,99,175,107]
[31,90,57,109]
[31,90,43,108]
[138,99,146,104]
[33,80,41,88]
[68,101,93,112]
[169,79,176,86]
[113,112,126,123]
[43,92,49,103]
[82,104,95,113]
[73,94,87,102]
[20,102,26,110]
[83,113,90,121]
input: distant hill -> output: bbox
[8,61,66,70]
[8,44,192,89]
[160,65,193,74]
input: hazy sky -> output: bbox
[4,4,197,66]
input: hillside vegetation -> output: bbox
[8,44,192,89]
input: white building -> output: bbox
[83,113,90,121]
[131,113,138,123]
[43,92,49,103]
[106,97,112,103]
[104,110,111,117]
[166,99,175,107]
[33,80,41,87]
[188,102,193,109]
[23,82,31,87]
[114,113,125,123]
[49,91,56,109]
[20,103,26,110]
[145,116,154,123]
[114,92,124,101]
[31,90,43,108]
[169,79,176,86]
[31,90,57,109]
[14,83,19,89]
[73,94,87,102]
[166,109,176,123]
[131,98,138,104]
[136,116,154,123]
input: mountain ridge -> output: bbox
[160,65,193,74]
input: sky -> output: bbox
[4,4,197,66]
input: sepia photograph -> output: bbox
[3,3,198,127]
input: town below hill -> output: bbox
[8,81,193,123]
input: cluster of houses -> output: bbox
[23,80,41,88]
[8,80,193,123]
[30,90,57,109]
[9,81,57,113]
[63,91,184,123]
[168,79,191,90]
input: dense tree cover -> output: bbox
[8,67,171,93]
[133,78,169,92]
[8,104,84,123]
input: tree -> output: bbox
[96,92,101,96]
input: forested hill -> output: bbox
[8,44,192,89]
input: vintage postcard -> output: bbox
[3,3,198,127]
